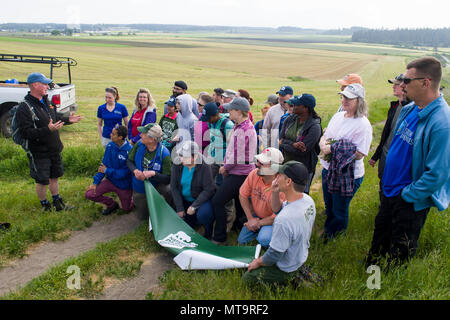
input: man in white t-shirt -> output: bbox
[242,161,316,286]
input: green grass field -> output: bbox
[0,33,448,300]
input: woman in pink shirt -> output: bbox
[211,97,257,245]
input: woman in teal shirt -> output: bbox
[170,141,216,239]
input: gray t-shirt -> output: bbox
[268,194,316,273]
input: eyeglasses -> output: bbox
[400,77,430,84]
[197,102,205,107]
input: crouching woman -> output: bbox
[170,141,216,239]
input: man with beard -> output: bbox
[164,80,199,118]
[237,147,286,247]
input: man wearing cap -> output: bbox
[369,74,410,185]
[201,101,234,183]
[16,72,82,211]
[159,97,178,151]
[262,86,294,148]
[127,123,173,220]
[238,147,286,247]
[279,94,322,194]
[221,89,237,104]
[366,56,450,267]
[336,74,363,113]
[243,161,316,286]
[164,80,200,118]
[212,88,225,112]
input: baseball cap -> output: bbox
[27,72,52,84]
[388,74,404,85]
[137,123,163,138]
[223,97,250,112]
[214,88,225,95]
[339,83,365,99]
[271,161,309,186]
[222,89,237,98]
[200,102,219,121]
[276,86,294,96]
[287,94,316,109]
[174,80,188,90]
[255,147,284,165]
[166,97,176,107]
[265,94,279,105]
[336,74,363,86]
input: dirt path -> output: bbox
[98,253,174,300]
[0,212,143,297]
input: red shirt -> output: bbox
[131,107,147,138]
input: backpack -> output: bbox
[9,100,39,153]
[219,117,231,143]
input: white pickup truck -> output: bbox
[0,54,78,137]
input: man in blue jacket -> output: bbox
[85,125,133,215]
[366,56,450,268]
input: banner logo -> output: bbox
[158,231,199,249]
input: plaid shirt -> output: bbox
[326,139,357,197]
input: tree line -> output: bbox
[352,28,450,48]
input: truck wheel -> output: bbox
[0,110,13,138]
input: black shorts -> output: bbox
[29,153,64,185]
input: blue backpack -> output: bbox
[9,100,39,153]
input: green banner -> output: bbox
[144,180,261,270]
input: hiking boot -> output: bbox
[293,264,323,288]
[53,198,74,211]
[42,202,52,212]
[0,222,11,231]
[102,202,119,216]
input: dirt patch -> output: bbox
[97,253,174,300]
[0,212,142,297]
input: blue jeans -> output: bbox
[322,168,363,238]
[238,216,273,247]
[183,200,215,239]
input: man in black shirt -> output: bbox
[16,72,82,211]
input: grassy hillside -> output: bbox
[0,34,448,300]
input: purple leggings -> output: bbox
[85,179,133,210]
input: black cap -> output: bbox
[200,102,219,121]
[214,88,224,95]
[271,161,309,186]
[174,80,188,90]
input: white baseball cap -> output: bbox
[339,83,365,99]
[255,147,284,165]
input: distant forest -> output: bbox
[352,28,450,48]
[1,23,449,48]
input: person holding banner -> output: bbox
[243,161,316,287]
[170,141,216,239]
[127,123,173,220]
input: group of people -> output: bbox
[13,55,449,287]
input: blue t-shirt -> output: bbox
[382,106,420,197]
[181,166,196,202]
[97,103,128,138]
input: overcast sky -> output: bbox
[1,0,449,30]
